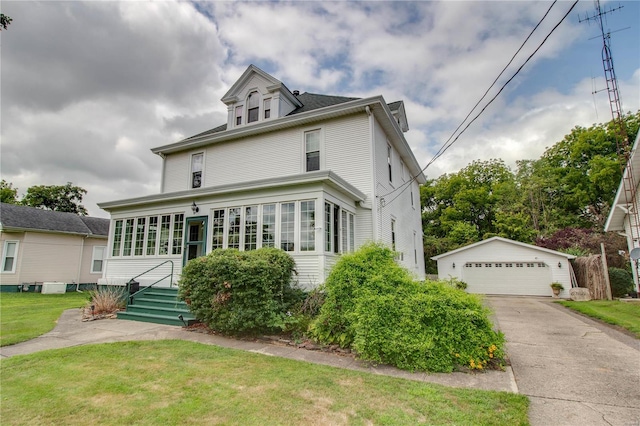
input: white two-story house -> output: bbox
[98,65,426,289]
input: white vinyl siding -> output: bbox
[162,115,373,196]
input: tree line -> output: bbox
[1,181,88,216]
[421,111,640,273]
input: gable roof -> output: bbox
[221,64,303,109]
[177,93,360,144]
[0,203,109,237]
[431,236,576,260]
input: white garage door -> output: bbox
[462,261,552,296]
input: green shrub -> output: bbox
[352,281,504,373]
[608,267,634,298]
[309,242,414,347]
[178,248,297,335]
[311,243,505,372]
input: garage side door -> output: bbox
[462,262,552,296]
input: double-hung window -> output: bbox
[264,98,271,119]
[280,202,295,252]
[300,201,315,251]
[262,204,276,248]
[91,246,106,274]
[212,209,225,250]
[391,219,396,251]
[228,208,241,249]
[244,206,258,251]
[247,91,259,123]
[2,241,18,273]
[305,130,320,172]
[191,153,203,189]
[235,106,243,126]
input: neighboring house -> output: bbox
[605,131,640,293]
[98,64,426,289]
[0,203,110,291]
[432,236,575,297]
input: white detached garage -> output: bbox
[432,237,575,297]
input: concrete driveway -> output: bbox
[487,296,640,426]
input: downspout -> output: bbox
[159,152,167,193]
[75,234,89,292]
[366,105,380,240]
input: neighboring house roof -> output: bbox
[605,131,640,232]
[431,236,576,260]
[0,203,109,237]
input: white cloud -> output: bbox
[1,0,638,218]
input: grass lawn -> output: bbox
[558,300,640,338]
[0,292,88,346]
[0,340,529,425]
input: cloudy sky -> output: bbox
[1,1,639,218]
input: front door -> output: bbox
[184,217,207,265]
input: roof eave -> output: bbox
[431,236,576,260]
[151,97,384,156]
[98,170,366,211]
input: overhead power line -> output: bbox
[380,0,580,209]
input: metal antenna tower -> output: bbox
[581,1,639,292]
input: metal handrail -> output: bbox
[126,260,174,307]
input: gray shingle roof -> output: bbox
[0,203,109,237]
[178,93,365,143]
[288,92,360,115]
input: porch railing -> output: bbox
[125,260,175,307]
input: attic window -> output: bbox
[235,106,243,126]
[247,91,259,123]
[264,98,271,119]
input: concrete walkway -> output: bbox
[487,296,640,426]
[0,308,517,393]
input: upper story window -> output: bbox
[264,98,271,119]
[191,153,203,189]
[305,130,320,172]
[235,106,243,126]
[247,91,259,123]
[387,144,393,183]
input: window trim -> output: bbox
[264,98,271,119]
[91,246,106,274]
[247,91,260,123]
[190,152,204,189]
[303,128,323,173]
[235,105,243,126]
[2,240,19,274]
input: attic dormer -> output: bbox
[388,100,409,133]
[221,65,303,130]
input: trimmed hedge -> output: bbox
[311,242,505,372]
[178,248,298,335]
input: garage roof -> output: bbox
[431,236,576,260]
